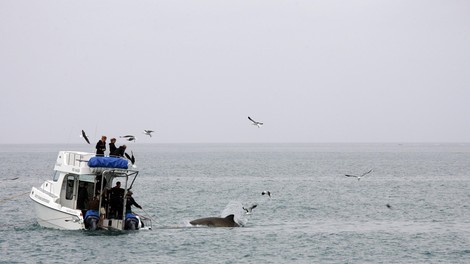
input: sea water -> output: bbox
[1,143,470,263]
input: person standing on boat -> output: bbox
[110,181,125,218]
[77,182,89,210]
[112,181,123,191]
[109,138,117,156]
[125,190,142,214]
[95,136,107,156]
[114,145,127,157]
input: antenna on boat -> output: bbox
[94,124,98,140]
[127,171,139,190]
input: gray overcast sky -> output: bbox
[1,0,469,144]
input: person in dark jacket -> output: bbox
[125,191,142,214]
[77,182,89,209]
[95,136,107,156]
[109,138,117,156]
[114,145,127,157]
[110,181,125,218]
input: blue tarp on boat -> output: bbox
[88,156,128,169]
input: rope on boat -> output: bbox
[138,208,158,224]
[0,191,30,203]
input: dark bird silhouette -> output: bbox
[143,130,154,137]
[81,130,90,144]
[261,191,271,198]
[125,151,135,165]
[120,135,136,142]
[248,116,263,128]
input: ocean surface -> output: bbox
[1,143,470,263]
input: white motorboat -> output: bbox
[30,151,151,231]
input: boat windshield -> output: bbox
[79,174,96,183]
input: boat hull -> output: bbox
[30,187,84,230]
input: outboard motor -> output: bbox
[84,210,100,230]
[125,213,139,230]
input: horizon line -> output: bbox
[0,142,469,145]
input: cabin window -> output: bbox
[65,175,75,200]
[52,171,60,182]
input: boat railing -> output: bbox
[100,169,139,190]
[89,167,135,175]
[64,152,95,167]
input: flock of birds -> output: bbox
[80,116,384,221]
[79,117,263,158]
[80,116,262,145]
[242,168,381,218]
[242,191,272,215]
[249,116,375,183]
[78,117,265,167]
[80,129,154,145]
[80,129,154,165]
[119,130,155,142]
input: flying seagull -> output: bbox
[120,135,136,142]
[143,130,154,137]
[345,169,373,180]
[248,116,263,128]
[125,151,135,165]
[261,191,271,198]
[242,204,258,214]
[81,130,90,144]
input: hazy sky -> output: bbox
[1,1,469,144]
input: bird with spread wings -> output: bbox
[248,116,263,128]
[345,169,373,180]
